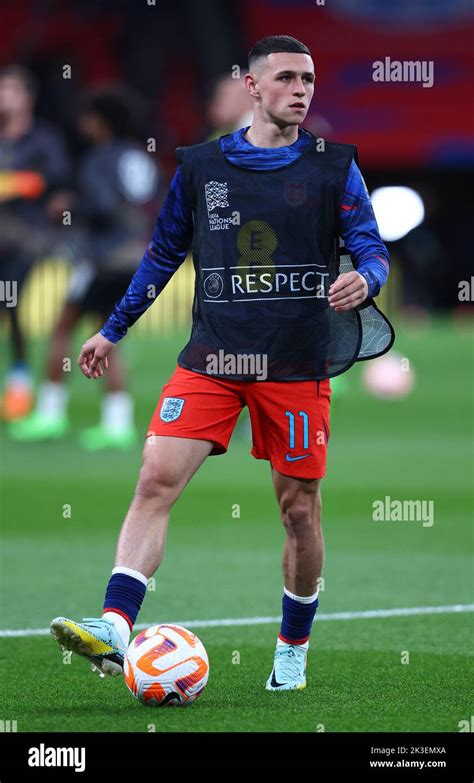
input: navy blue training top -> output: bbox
[100,126,389,343]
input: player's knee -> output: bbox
[280,491,321,536]
[281,499,312,533]
[135,459,180,505]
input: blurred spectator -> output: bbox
[8,86,160,450]
[205,72,253,139]
[0,64,71,420]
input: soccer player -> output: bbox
[9,87,159,449]
[0,65,71,421]
[51,36,392,691]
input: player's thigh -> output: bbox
[53,301,83,335]
[138,434,214,499]
[64,260,96,307]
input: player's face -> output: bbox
[78,112,110,144]
[207,76,252,130]
[250,52,315,127]
[0,76,33,118]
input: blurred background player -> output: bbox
[0,65,71,421]
[205,71,253,139]
[8,87,159,449]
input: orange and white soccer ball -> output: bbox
[124,624,209,706]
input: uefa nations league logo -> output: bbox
[204,181,229,214]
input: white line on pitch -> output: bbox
[0,603,473,638]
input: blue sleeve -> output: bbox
[338,159,390,298]
[100,166,193,342]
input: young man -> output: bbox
[9,88,159,449]
[51,36,392,691]
[0,65,70,421]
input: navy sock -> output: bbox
[279,590,319,645]
[103,573,147,630]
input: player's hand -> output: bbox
[328,271,369,312]
[77,332,115,379]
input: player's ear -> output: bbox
[245,72,259,97]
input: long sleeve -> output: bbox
[338,159,390,298]
[100,166,194,342]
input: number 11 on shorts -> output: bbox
[285,410,309,450]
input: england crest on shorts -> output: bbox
[160,397,185,422]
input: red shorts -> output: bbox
[146,366,331,479]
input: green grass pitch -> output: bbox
[0,318,472,732]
